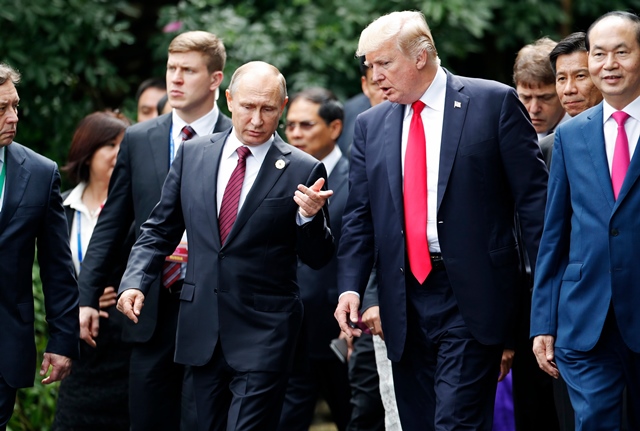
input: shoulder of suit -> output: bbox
[8,141,57,170]
[125,113,171,135]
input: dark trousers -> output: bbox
[512,289,561,431]
[192,343,289,431]
[347,333,384,431]
[0,375,16,430]
[129,289,197,431]
[393,268,503,431]
[556,308,639,431]
[278,356,352,431]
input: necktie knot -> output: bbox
[412,100,426,116]
[612,111,630,127]
[179,125,197,142]
[236,146,251,161]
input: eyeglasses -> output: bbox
[283,121,318,131]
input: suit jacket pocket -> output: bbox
[260,197,293,207]
[253,293,298,312]
[180,283,195,302]
[562,263,582,281]
[489,245,519,267]
[18,302,35,323]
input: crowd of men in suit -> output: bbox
[0,8,639,431]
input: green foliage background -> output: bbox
[3,0,640,428]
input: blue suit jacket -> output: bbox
[337,70,548,361]
[531,103,640,353]
[120,132,334,372]
[0,142,79,388]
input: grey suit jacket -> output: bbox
[120,131,334,371]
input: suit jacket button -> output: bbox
[219,252,225,259]
[400,267,404,274]
[611,229,619,237]
[214,288,218,294]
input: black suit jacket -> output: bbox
[120,131,334,372]
[539,132,555,167]
[298,155,348,359]
[0,142,79,388]
[338,70,548,361]
[78,111,232,343]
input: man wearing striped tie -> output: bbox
[117,61,334,431]
[77,31,231,430]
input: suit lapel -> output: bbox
[147,115,173,191]
[0,143,30,229]
[582,105,615,209]
[438,72,469,211]
[203,131,228,245]
[224,135,290,246]
[385,104,405,224]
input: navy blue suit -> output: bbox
[338,70,547,429]
[278,155,352,431]
[0,142,78,426]
[531,103,640,429]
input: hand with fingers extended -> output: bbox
[117,289,146,324]
[98,286,118,318]
[294,177,333,218]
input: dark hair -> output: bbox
[586,11,640,52]
[62,111,130,185]
[358,56,369,77]
[288,87,344,126]
[549,32,587,75]
[157,93,169,115]
[135,77,166,102]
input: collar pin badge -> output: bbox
[275,159,285,169]
[454,101,461,109]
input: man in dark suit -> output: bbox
[0,63,79,428]
[531,12,640,430]
[334,11,547,430]
[530,32,603,431]
[117,61,334,431]
[277,87,351,431]
[77,31,231,431]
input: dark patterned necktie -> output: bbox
[218,146,252,245]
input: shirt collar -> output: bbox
[222,128,274,162]
[63,182,87,210]
[602,96,640,124]
[404,66,447,120]
[172,104,220,137]
[319,145,342,177]
[0,146,4,164]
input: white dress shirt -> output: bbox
[0,147,5,211]
[216,130,274,215]
[401,66,447,253]
[63,182,102,275]
[170,105,220,159]
[602,97,640,175]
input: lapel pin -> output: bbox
[275,159,285,169]
[454,101,461,109]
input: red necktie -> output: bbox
[219,146,252,245]
[611,111,630,200]
[162,125,197,289]
[404,100,432,284]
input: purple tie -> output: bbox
[612,111,631,200]
[219,146,252,244]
